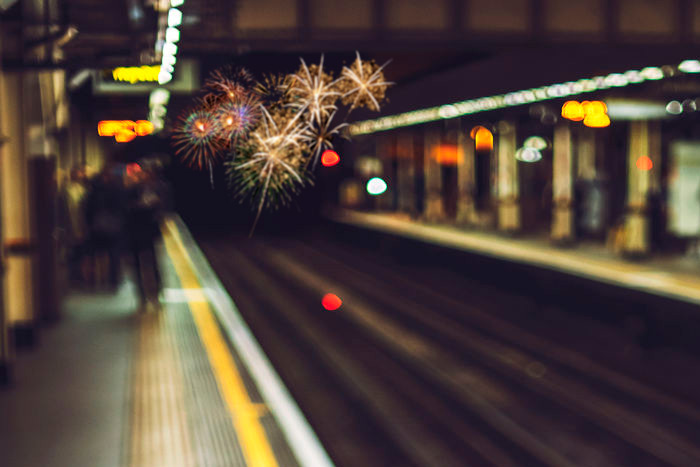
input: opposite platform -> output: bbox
[330,209,700,306]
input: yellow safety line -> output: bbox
[162,219,279,467]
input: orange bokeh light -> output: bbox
[321,150,340,167]
[431,144,460,165]
[561,101,584,121]
[114,132,137,143]
[134,120,155,136]
[98,120,154,142]
[581,100,607,115]
[321,293,342,311]
[636,155,653,171]
[583,112,610,128]
[469,125,486,139]
[474,127,493,152]
[562,100,610,128]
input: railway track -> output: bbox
[198,229,700,467]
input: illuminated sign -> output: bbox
[111,66,161,83]
[95,59,198,94]
[98,120,154,142]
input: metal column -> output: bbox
[396,132,416,217]
[456,131,477,225]
[624,120,660,256]
[423,129,444,222]
[551,121,574,243]
[496,121,520,232]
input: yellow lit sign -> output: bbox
[98,120,154,142]
[112,66,161,83]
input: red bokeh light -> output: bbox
[636,155,653,171]
[321,293,342,310]
[321,150,340,167]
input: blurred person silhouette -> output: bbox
[84,163,128,289]
[574,178,585,238]
[648,181,667,252]
[577,176,608,240]
[540,179,553,217]
[126,163,167,311]
[60,166,89,284]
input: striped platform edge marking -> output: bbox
[164,216,335,467]
[162,224,279,467]
[127,244,250,466]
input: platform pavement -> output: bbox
[0,280,137,467]
[0,217,333,467]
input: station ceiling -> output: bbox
[3,0,700,84]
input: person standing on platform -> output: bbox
[60,166,89,284]
[84,164,128,289]
[126,164,166,311]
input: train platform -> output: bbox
[0,217,333,467]
[330,209,700,307]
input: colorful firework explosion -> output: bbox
[204,66,254,102]
[172,109,222,169]
[213,94,262,143]
[173,53,392,231]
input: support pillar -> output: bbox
[624,120,660,256]
[0,134,6,385]
[0,70,37,351]
[496,121,520,232]
[396,133,416,217]
[423,129,444,222]
[456,131,477,225]
[551,122,574,243]
[0,34,9,384]
[375,137,393,211]
[577,127,597,180]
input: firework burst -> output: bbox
[339,51,393,112]
[254,73,292,109]
[227,106,311,232]
[172,109,222,169]
[204,66,254,102]
[213,93,262,143]
[288,56,341,126]
[173,54,392,232]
